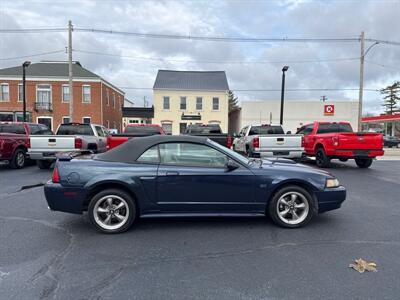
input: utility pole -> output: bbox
[280,66,289,125]
[358,31,365,132]
[68,20,74,122]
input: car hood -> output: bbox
[249,158,333,177]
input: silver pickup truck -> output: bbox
[233,124,304,159]
[28,123,108,169]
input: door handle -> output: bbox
[166,171,179,176]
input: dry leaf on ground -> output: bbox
[349,258,377,273]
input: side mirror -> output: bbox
[225,159,240,172]
[286,131,291,134]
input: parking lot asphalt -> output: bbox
[0,160,399,300]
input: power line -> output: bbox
[0,50,65,61]
[0,28,67,33]
[74,49,358,65]
[74,28,361,43]
[365,60,400,70]
[119,87,380,91]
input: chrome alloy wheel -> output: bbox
[16,152,25,167]
[93,195,130,230]
[276,191,309,225]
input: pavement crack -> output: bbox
[0,216,75,300]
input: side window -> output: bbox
[248,126,259,136]
[95,126,105,137]
[159,143,228,168]
[29,124,41,135]
[137,146,160,164]
[296,126,305,135]
[302,125,314,136]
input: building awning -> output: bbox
[123,106,154,118]
[362,114,400,123]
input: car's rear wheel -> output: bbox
[88,189,136,234]
[355,158,373,168]
[37,160,53,169]
[268,185,314,228]
[10,149,26,169]
[315,147,330,168]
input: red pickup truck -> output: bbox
[297,121,384,168]
[107,124,165,150]
[0,122,52,168]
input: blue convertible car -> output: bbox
[44,135,346,233]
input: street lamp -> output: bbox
[22,61,31,122]
[280,66,289,125]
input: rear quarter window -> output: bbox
[0,124,26,134]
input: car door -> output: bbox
[94,125,107,152]
[156,142,256,213]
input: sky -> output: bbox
[0,0,399,115]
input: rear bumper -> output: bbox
[315,186,346,213]
[253,149,303,158]
[44,181,86,214]
[327,149,384,158]
[28,149,80,160]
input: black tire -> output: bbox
[355,158,373,168]
[268,185,314,228]
[36,160,53,169]
[88,189,136,234]
[315,147,330,168]
[10,148,26,169]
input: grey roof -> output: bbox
[0,61,99,78]
[95,135,208,164]
[153,70,229,91]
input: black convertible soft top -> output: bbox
[95,135,209,164]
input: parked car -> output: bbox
[28,123,109,169]
[0,122,52,169]
[107,124,165,150]
[44,135,346,233]
[298,121,384,168]
[184,124,232,148]
[383,135,400,148]
[233,124,304,159]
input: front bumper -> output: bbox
[44,181,86,214]
[315,186,346,213]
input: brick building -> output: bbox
[0,61,124,131]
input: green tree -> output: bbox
[228,90,239,112]
[380,81,400,114]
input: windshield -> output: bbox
[124,126,161,135]
[207,139,249,165]
[57,124,94,136]
[249,125,284,135]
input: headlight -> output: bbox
[326,178,340,188]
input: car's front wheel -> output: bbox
[10,148,26,169]
[88,189,136,234]
[268,186,314,228]
[315,147,330,168]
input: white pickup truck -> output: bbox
[28,123,108,169]
[233,124,304,159]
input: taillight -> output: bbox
[52,166,60,183]
[227,135,233,148]
[332,136,339,146]
[301,136,305,148]
[252,136,260,148]
[74,138,82,149]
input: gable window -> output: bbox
[0,84,10,102]
[82,117,91,124]
[18,84,23,102]
[163,96,170,110]
[212,97,219,110]
[36,84,51,106]
[82,85,91,103]
[196,97,202,110]
[180,96,187,110]
[62,85,70,102]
